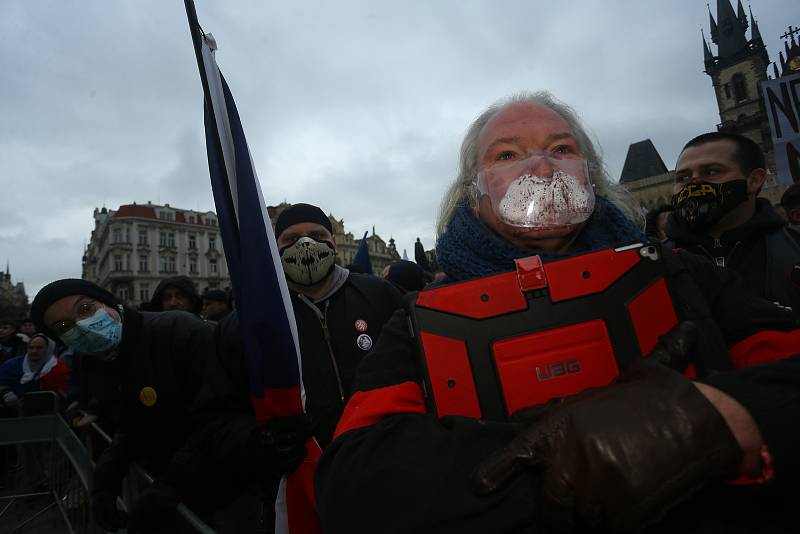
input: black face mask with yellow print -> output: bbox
[671,179,749,232]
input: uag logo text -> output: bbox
[536,359,581,381]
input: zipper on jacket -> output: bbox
[320,301,345,403]
[697,240,741,269]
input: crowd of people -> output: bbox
[1,90,799,533]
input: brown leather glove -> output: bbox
[645,320,697,372]
[472,360,742,533]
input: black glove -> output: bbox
[472,360,742,533]
[645,320,698,372]
[251,414,313,478]
[126,481,179,534]
[91,490,126,533]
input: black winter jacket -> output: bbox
[316,249,800,533]
[666,198,800,311]
[216,270,404,448]
[89,309,246,509]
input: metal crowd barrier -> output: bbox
[0,391,216,534]
[0,391,95,533]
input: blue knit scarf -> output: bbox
[435,197,644,282]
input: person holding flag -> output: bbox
[214,203,403,526]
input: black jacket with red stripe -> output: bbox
[315,249,800,533]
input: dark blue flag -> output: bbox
[352,231,373,274]
[188,25,321,534]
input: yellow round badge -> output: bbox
[139,387,158,407]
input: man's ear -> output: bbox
[746,168,767,196]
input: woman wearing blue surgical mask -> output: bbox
[31,278,255,533]
[45,298,123,358]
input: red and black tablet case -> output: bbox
[409,243,680,421]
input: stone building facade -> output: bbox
[0,265,28,319]
[82,202,230,308]
[623,0,789,211]
[266,202,400,273]
[83,201,401,308]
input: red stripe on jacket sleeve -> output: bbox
[730,329,800,369]
[333,381,425,439]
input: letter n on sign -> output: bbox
[762,72,800,186]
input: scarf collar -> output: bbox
[295,265,351,319]
[21,337,57,384]
[435,197,644,282]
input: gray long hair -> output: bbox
[436,91,640,236]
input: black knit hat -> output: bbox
[32,279,118,338]
[203,288,228,302]
[274,203,333,239]
[385,260,427,293]
[781,183,800,210]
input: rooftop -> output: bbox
[620,139,669,183]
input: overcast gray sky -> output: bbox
[1,0,797,298]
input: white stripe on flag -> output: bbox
[201,34,240,222]
[275,478,289,533]
[248,144,307,407]
[200,33,305,406]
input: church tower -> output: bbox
[703,0,772,166]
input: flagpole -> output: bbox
[183,0,214,107]
[182,0,238,259]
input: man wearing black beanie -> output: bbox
[214,202,404,523]
[208,204,401,524]
[32,279,276,532]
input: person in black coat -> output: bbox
[148,275,202,314]
[667,131,800,311]
[208,203,403,529]
[31,279,264,533]
[218,203,404,448]
[0,318,27,365]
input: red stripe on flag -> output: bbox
[286,438,322,534]
[333,381,426,439]
[730,329,800,369]
[253,386,304,425]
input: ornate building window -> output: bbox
[159,232,176,248]
[138,229,148,245]
[139,254,149,272]
[732,74,748,102]
[159,255,176,273]
[188,234,197,250]
[209,258,218,274]
[113,255,123,272]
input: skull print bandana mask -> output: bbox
[280,237,337,286]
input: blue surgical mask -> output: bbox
[60,308,123,355]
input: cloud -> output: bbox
[1,0,792,297]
